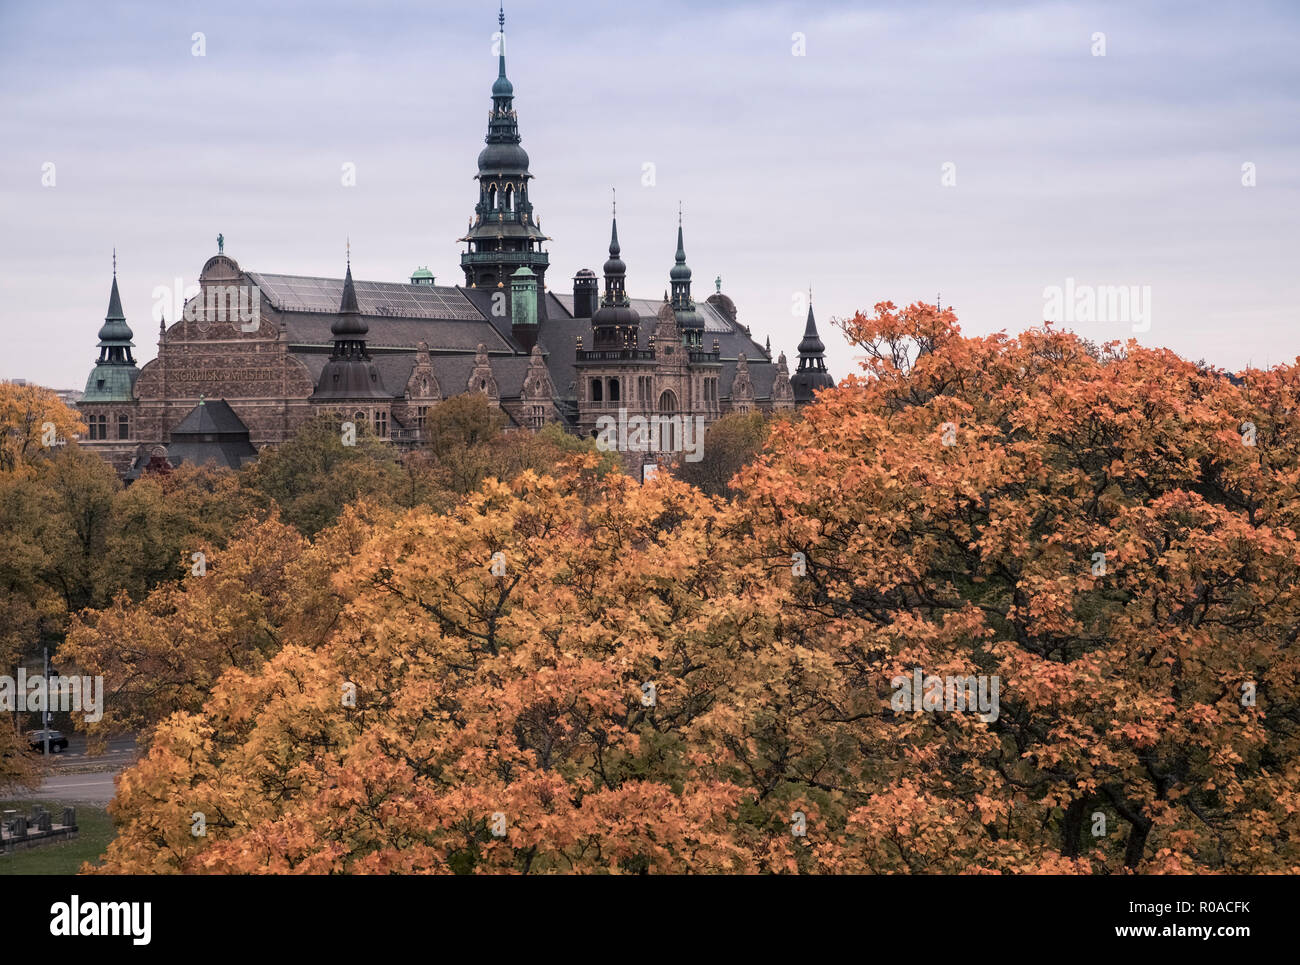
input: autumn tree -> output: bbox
[239,414,403,536]
[729,301,1300,872]
[0,382,85,476]
[676,410,776,496]
[86,305,1300,874]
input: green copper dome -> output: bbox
[82,364,140,403]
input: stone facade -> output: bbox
[76,16,828,476]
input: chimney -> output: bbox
[510,267,539,351]
[573,269,598,318]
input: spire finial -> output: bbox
[346,236,351,268]
[499,2,504,30]
[678,200,682,225]
[937,291,942,312]
[112,248,117,276]
[612,186,616,218]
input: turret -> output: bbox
[790,297,835,403]
[82,251,140,403]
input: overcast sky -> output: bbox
[1,0,1297,389]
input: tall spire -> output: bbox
[602,195,627,302]
[311,249,389,401]
[798,300,825,354]
[460,3,549,323]
[669,208,704,347]
[490,4,514,108]
[496,3,508,88]
[590,195,639,349]
[791,295,834,403]
[98,250,132,353]
[83,253,140,403]
[333,256,366,343]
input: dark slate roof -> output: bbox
[248,270,778,405]
[297,352,414,399]
[461,286,520,346]
[166,440,257,471]
[249,272,482,320]
[426,354,534,399]
[169,398,250,436]
[279,311,511,354]
[721,359,779,399]
[536,293,587,401]
[165,399,257,471]
[296,349,537,406]
[246,272,512,354]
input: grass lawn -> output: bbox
[0,800,114,875]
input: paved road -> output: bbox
[8,771,120,805]
[46,734,139,771]
[8,734,139,806]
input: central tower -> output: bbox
[459,5,549,345]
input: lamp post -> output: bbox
[42,647,49,755]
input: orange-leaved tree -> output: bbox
[88,305,1300,873]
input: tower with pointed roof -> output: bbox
[310,250,393,437]
[459,4,549,331]
[670,210,705,351]
[590,203,641,350]
[79,253,141,468]
[790,298,835,403]
[576,201,658,440]
[83,253,139,403]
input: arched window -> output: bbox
[658,390,678,452]
[591,378,603,403]
[487,184,498,209]
[608,378,620,403]
[505,184,515,212]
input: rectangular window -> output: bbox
[117,415,129,440]
[375,411,388,438]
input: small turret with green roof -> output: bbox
[82,251,140,402]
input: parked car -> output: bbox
[26,729,69,753]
